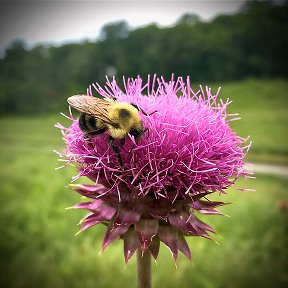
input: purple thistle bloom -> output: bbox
[57,75,252,263]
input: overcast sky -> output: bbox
[0,0,246,50]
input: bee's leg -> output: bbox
[120,138,125,146]
[84,128,107,140]
[109,136,123,167]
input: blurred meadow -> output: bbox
[0,1,288,288]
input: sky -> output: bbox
[0,0,247,50]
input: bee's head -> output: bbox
[129,124,144,139]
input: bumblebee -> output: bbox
[67,95,152,166]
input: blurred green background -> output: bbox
[0,1,287,288]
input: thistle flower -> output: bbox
[57,75,251,263]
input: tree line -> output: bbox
[0,1,287,115]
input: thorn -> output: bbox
[68,184,78,188]
[217,234,223,239]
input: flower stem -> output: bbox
[137,248,151,288]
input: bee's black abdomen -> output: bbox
[79,113,89,132]
[79,113,97,132]
[86,115,97,131]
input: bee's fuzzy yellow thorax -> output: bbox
[107,102,142,139]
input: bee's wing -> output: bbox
[67,95,116,125]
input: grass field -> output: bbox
[0,78,287,288]
[209,78,288,164]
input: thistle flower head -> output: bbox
[57,75,251,262]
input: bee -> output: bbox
[67,95,154,166]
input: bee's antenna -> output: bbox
[130,103,157,116]
[146,110,157,116]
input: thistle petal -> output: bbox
[68,199,103,211]
[191,200,227,210]
[113,208,141,228]
[135,219,159,252]
[79,214,102,232]
[186,214,213,238]
[177,232,192,260]
[168,211,198,235]
[158,225,178,261]
[193,217,216,234]
[70,183,107,192]
[149,235,160,260]
[70,184,108,199]
[191,192,212,202]
[92,203,117,222]
[123,228,139,263]
[198,209,224,215]
[102,225,129,251]
[147,201,171,220]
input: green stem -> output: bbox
[137,248,151,288]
